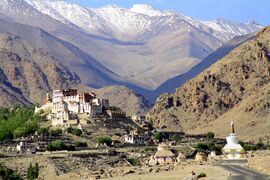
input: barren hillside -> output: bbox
[148,27,270,140]
[0,33,80,105]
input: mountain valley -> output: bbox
[0,0,262,92]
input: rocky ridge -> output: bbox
[148,27,270,139]
[0,33,80,105]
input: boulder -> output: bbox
[195,152,207,161]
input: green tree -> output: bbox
[51,129,62,136]
[206,132,215,140]
[171,134,182,142]
[152,132,164,142]
[27,163,39,180]
[0,107,40,141]
[96,136,112,146]
[13,127,28,138]
[51,140,65,150]
[0,163,23,180]
[73,129,82,136]
[66,127,74,134]
[196,143,209,152]
[196,142,221,153]
[38,128,49,136]
[127,158,141,166]
[198,172,206,178]
[75,141,87,148]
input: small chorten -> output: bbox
[222,122,246,160]
[154,143,176,164]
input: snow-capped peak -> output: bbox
[102,4,122,9]
[19,0,263,42]
[24,0,70,24]
[130,4,163,17]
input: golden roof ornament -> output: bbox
[231,121,235,134]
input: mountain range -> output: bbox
[0,0,262,96]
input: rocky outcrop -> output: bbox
[0,33,80,106]
[148,27,270,135]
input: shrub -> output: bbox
[196,143,209,152]
[196,142,221,153]
[75,141,88,148]
[47,140,65,151]
[52,140,65,150]
[38,128,49,136]
[51,129,62,136]
[73,129,82,136]
[256,138,265,149]
[171,134,182,142]
[66,145,76,151]
[13,127,28,138]
[96,136,112,146]
[239,141,245,147]
[120,154,127,159]
[206,132,215,140]
[27,163,39,180]
[47,140,76,151]
[152,132,165,142]
[198,172,206,178]
[66,128,82,136]
[66,127,73,134]
[240,139,267,151]
[142,147,156,154]
[243,145,257,151]
[127,158,141,166]
[0,163,23,180]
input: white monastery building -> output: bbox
[35,89,110,126]
[124,129,149,145]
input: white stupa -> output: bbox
[222,122,246,160]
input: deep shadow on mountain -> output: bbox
[148,27,270,140]
[146,33,256,103]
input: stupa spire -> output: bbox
[231,121,235,134]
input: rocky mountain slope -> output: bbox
[0,32,152,114]
[94,86,152,116]
[147,27,270,140]
[148,33,256,102]
[0,33,80,105]
[75,84,152,116]
[0,18,123,88]
[0,0,262,89]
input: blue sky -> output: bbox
[63,0,269,25]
